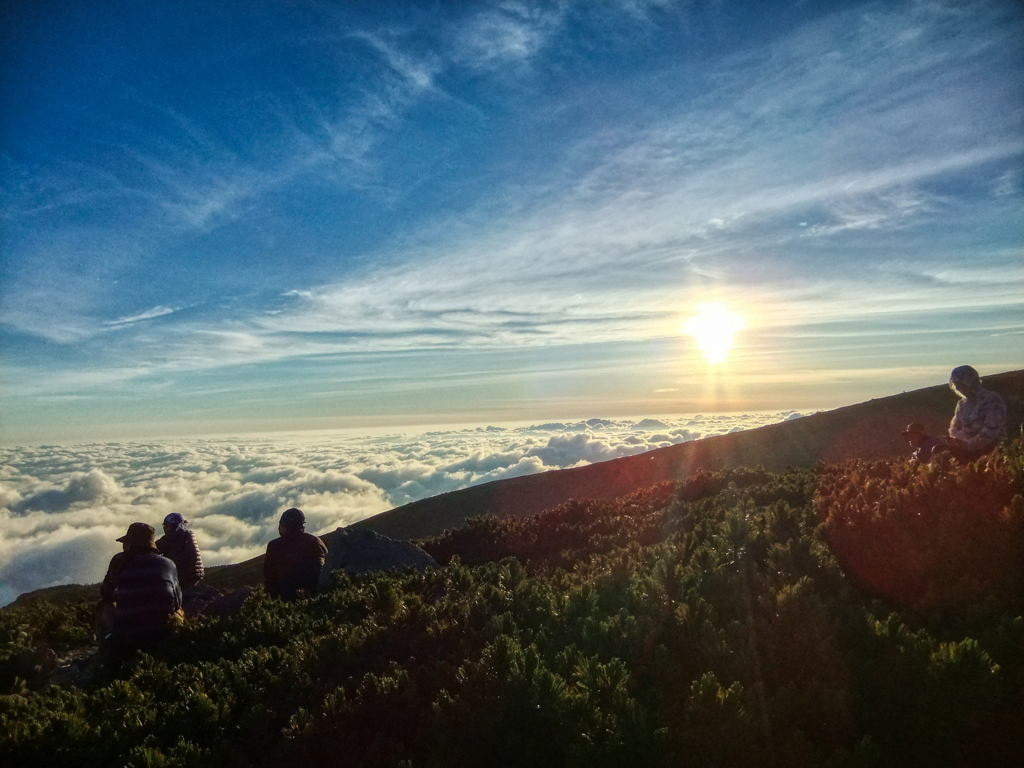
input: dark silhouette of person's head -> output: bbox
[116,522,160,553]
[279,507,306,536]
[901,422,928,448]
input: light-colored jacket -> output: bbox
[949,387,1007,451]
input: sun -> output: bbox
[684,303,744,364]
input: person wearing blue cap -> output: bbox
[946,365,1006,462]
[263,508,328,600]
[156,513,205,589]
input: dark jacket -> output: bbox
[156,527,204,588]
[912,436,946,463]
[264,532,328,600]
[100,550,182,638]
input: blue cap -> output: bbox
[163,512,187,526]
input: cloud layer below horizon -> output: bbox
[0,411,803,605]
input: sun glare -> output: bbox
[684,303,745,364]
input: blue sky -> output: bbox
[2,0,1022,444]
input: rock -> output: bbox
[181,584,226,617]
[319,527,438,589]
[45,647,101,690]
[200,586,256,617]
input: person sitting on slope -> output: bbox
[900,422,946,463]
[946,365,1007,462]
[98,522,183,666]
[156,512,204,589]
[263,508,328,601]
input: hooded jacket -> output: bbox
[949,387,1007,451]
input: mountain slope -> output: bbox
[349,369,1024,541]
[14,369,1023,604]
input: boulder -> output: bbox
[200,586,256,617]
[181,584,226,617]
[319,527,438,589]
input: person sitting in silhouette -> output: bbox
[98,522,183,665]
[263,508,328,600]
[946,365,1006,462]
[900,423,945,463]
[156,513,204,589]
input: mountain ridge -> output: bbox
[349,368,1024,539]
[13,369,1024,604]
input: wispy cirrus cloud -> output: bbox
[450,2,562,68]
[355,31,441,92]
[104,306,176,328]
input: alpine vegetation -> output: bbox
[1,440,1021,767]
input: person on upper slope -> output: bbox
[99,522,183,664]
[156,512,204,589]
[900,423,946,463]
[263,507,328,601]
[946,365,1006,462]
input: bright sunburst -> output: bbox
[684,303,745,364]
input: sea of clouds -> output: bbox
[0,412,807,605]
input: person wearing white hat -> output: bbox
[946,365,1006,462]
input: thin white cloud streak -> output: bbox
[450,3,562,68]
[0,156,121,223]
[261,144,1022,332]
[0,221,156,343]
[355,32,441,93]
[141,17,481,234]
[0,412,803,603]
[104,306,176,328]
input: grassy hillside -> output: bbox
[2,440,1022,767]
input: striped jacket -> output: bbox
[100,550,182,637]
